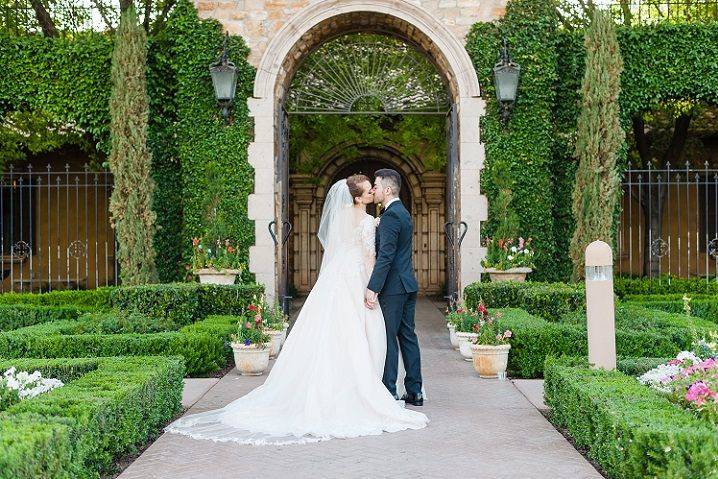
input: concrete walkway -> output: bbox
[119,299,601,479]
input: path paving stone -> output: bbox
[119,299,602,479]
[182,378,219,409]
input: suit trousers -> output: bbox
[379,291,422,396]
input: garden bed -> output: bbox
[495,306,713,378]
[544,356,718,479]
[0,356,183,479]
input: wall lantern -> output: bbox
[492,38,520,123]
[209,33,238,122]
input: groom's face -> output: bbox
[372,177,384,204]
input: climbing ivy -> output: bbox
[466,0,560,281]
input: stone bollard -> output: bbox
[584,240,616,371]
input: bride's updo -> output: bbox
[347,174,370,204]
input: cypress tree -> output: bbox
[569,9,624,281]
[108,4,159,285]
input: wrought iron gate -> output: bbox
[274,107,293,313]
[0,163,118,292]
[444,104,461,302]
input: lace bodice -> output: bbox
[357,214,377,277]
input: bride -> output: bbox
[166,175,429,445]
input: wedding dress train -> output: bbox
[165,181,428,445]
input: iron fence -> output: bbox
[609,0,718,24]
[0,163,118,292]
[618,161,718,280]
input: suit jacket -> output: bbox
[368,201,419,295]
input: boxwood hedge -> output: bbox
[464,281,585,320]
[0,356,183,479]
[0,304,93,332]
[544,357,718,479]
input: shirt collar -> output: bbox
[383,197,400,210]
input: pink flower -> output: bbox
[244,321,252,329]
[685,381,717,406]
[255,314,262,324]
[496,334,503,341]
[668,359,681,366]
[518,237,525,249]
[503,330,513,339]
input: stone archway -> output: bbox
[245,0,486,303]
[289,144,446,296]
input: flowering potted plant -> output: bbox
[445,299,467,350]
[481,236,535,282]
[230,309,271,376]
[448,304,482,361]
[470,301,512,378]
[192,237,245,285]
[248,295,288,359]
[481,185,535,282]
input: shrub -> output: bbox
[624,297,718,323]
[495,307,711,378]
[544,357,718,479]
[0,288,113,309]
[109,282,263,324]
[614,276,718,297]
[0,304,92,332]
[465,281,584,320]
[0,313,239,376]
[0,356,183,479]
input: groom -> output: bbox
[365,169,423,406]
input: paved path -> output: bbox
[119,299,601,479]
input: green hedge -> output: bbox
[614,276,718,297]
[0,356,183,479]
[464,281,584,320]
[544,357,718,478]
[0,288,113,309]
[0,304,93,332]
[109,282,263,323]
[495,307,710,378]
[623,297,718,323]
[0,313,241,376]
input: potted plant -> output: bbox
[450,306,481,361]
[191,164,246,285]
[445,300,466,350]
[480,185,535,282]
[192,237,245,284]
[470,301,512,379]
[251,295,287,359]
[230,313,271,376]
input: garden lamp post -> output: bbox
[492,38,520,123]
[585,240,616,371]
[210,33,238,122]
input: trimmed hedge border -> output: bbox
[0,304,93,332]
[544,357,718,478]
[0,314,240,376]
[615,276,718,297]
[0,356,183,479]
[623,297,718,323]
[465,281,585,320]
[495,306,711,378]
[0,288,113,309]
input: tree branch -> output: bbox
[91,0,115,33]
[662,113,692,167]
[30,0,58,37]
[631,116,651,165]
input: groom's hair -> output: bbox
[375,168,401,196]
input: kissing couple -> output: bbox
[167,168,428,445]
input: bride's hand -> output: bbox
[364,289,378,309]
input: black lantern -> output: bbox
[492,38,520,123]
[210,33,238,122]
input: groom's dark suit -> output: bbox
[368,200,422,397]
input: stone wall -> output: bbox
[195,0,507,66]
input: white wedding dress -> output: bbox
[165,180,428,445]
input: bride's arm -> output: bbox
[360,216,376,273]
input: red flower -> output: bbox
[248,304,258,312]
[478,303,488,316]
[192,237,200,247]
[227,245,235,254]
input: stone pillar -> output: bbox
[422,171,446,292]
[290,174,316,294]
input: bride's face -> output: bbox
[355,180,374,205]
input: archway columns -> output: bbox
[458,96,488,293]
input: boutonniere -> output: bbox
[374,216,381,227]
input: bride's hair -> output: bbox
[346,174,370,203]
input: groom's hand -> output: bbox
[364,289,378,309]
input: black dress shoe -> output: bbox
[401,393,423,406]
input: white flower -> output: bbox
[523,249,531,255]
[507,255,514,261]
[510,246,517,253]
[1,367,64,400]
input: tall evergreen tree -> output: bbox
[108,4,158,285]
[569,9,624,281]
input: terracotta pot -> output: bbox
[195,268,242,285]
[231,342,270,376]
[447,323,459,350]
[471,343,511,378]
[456,332,478,361]
[266,330,283,358]
[484,267,532,283]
